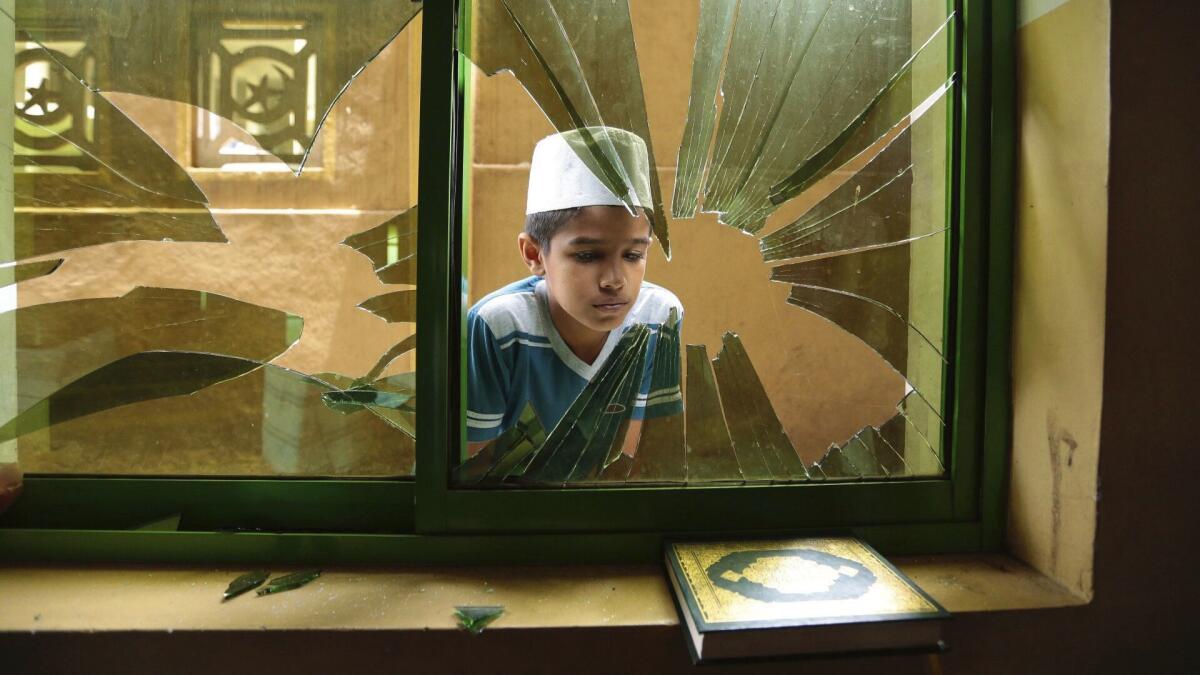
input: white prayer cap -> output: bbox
[525,126,652,215]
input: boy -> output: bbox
[467,127,683,457]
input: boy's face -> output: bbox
[520,206,652,339]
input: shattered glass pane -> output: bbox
[461,0,956,487]
[4,4,423,477]
[681,2,952,231]
[7,1,422,172]
[463,0,671,255]
[759,89,951,262]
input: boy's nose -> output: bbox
[599,264,625,290]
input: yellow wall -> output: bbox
[1006,0,1108,599]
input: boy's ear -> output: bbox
[517,232,547,276]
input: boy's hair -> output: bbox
[524,206,650,250]
[523,207,581,250]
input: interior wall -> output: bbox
[1005,0,1108,599]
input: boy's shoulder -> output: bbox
[468,276,547,337]
[630,281,683,324]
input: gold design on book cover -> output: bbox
[672,538,938,625]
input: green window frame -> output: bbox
[0,0,1014,564]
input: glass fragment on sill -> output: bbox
[759,89,951,262]
[358,289,418,323]
[711,332,809,482]
[341,206,418,286]
[256,569,321,597]
[683,344,743,483]
[223,570,270,602]
[626,309,685,484]
[522,324,650,484]
[454,605,504,635]
[6,1,422,173]
[464,0,670,256]
[673,0,952,232]
[0,259,63,288]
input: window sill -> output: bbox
[0,554,1086,634]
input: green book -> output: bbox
[664,536,949,662]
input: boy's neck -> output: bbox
[546,294,609,365]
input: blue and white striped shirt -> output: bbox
[466,276,683,443]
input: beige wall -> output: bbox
[1006,0,1108,599]
[466,1,914,464]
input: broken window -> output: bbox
[458,0,955,487]
[2,1,422,477]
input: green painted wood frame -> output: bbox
[0,0,1014,563]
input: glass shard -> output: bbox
[784,284,944,406]
[897,389,945,474]
[341,206,418,285]
[814,444,861,480]
[765,34,954,209]
[522,325,650,484]
[0,25,224,261]
[683,344,742,483]
[854,424,909,478]
[0,351,264,443]
[9,1,423,172]
[671,0,737,219]
[358,289,417,323]
[223,570,269,602]
[839,434,888,478]
[0,258,62,287]
[10,287,300,415]
[468,403,547,485]
[454,605,504,634]
[759,90,950,262]
[770,230,947,346]
[626,310,685,483]
[672,0,952,231]
[465,0,671,256]
[711,332,808,481]
[256,569,321,596]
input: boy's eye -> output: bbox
[624,251,646,262]
[572,251,599,263]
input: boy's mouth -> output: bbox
[592,300,628,314]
